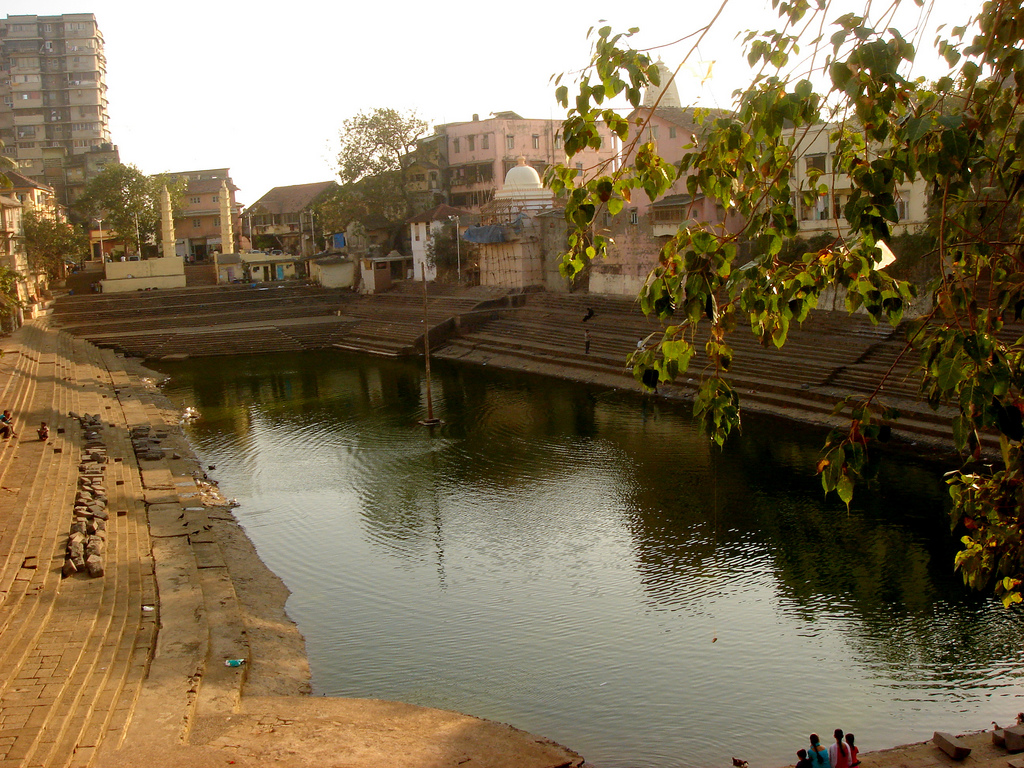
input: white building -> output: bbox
[406,203,475,282]
[468,157,555,289]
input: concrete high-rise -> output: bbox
[0,13,112,191]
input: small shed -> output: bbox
[359,251,414,294]
[245,250,298,282]
[215,252,244,284]
[312,255,356,289]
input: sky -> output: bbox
[7,0,971,207]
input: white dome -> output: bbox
[504,157,542,189]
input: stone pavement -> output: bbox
[0,321,584,768]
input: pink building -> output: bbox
[166,168,242,261]
[434,111,618,211]
[590,63,743,296]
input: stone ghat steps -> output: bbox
[86,320,362,360]
[52,287,350,330]
[333,294,502,357]
[53,281,320,313]
[111,373,251,754]
[183,264,218,288]
[0,321,258,766]
[435,293,962,447]
[55,299,345,337]
[0,327,159,768]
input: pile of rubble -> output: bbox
[130,425,165,461]
[63,413,109,578]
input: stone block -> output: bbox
[934,732,971,760]
[1005,725,1024,753]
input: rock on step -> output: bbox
[1005,725,1024,753]
[933,732,971,760]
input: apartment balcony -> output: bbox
[68,92,100,107]
[14,113,45,125]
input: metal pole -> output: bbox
[97,218,104,261]
[455,215,461,284]
[419,268,440,426]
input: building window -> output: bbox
[805,154,827,172]
[896,198,909,220]
[482,134,489,150]
[212,194,219,203]
[453,138,460,153]
[214,217,220,226]
[532,134,540,149]
[669,126,677,139]
[575,162,584,177]
[629,208,638,225]
[554,134,562,149]
[190,196,201,204]
[468,135,475,151]
[193,219,202,229]
[506,135,515,150]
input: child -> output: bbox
[37,422,49,441]
[796,748,813,768]
[845,733,860,767]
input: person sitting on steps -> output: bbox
[0,409,15,439]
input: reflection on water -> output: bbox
[154,351,1024,768]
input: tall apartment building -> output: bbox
[0,13,111,185]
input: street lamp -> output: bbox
[448,214,461,285]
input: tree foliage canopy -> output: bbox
[426,220,476,279]
[22,210,88,280]
[74,163,184,254]
[334,108,428,229]
[553,0,1024,605]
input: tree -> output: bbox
[22,210,88,280]
[0,265,22,333]
[73,163,184,255]
[0,141,15,188]
[334,108,428,230]
[553,1,1024,605]
[427,220,476,280]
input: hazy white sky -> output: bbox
[7,0,970,206]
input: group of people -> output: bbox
[798,730,860,768]
[0,410,49,441]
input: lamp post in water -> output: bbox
[448,214,461,284]
[419,268,441,426]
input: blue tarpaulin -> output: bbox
[332,233,346,249]
[462,225,505,244]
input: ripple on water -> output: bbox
[155,355,1024,768]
